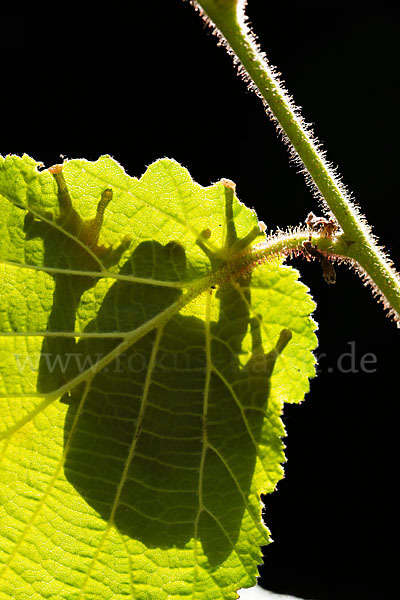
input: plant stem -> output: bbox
[249,230,352,266]
[192,0,400,323]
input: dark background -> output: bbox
[1,3,398,599]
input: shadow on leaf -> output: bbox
[25,180,286,568]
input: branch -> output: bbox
[190,0,400,324]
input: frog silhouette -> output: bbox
[24,169,290,565]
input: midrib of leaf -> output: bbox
[0,247,260,440]
[0,286,201,437]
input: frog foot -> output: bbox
[196,178,263,268]
[49,165,131,267]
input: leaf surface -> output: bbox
[0,155,316,600]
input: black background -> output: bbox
[1,2,398,599]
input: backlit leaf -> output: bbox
[0,155,316,600]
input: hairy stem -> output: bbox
[250,230,352,266]
[191,0,400,323]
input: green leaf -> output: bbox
[0,155,316,600]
